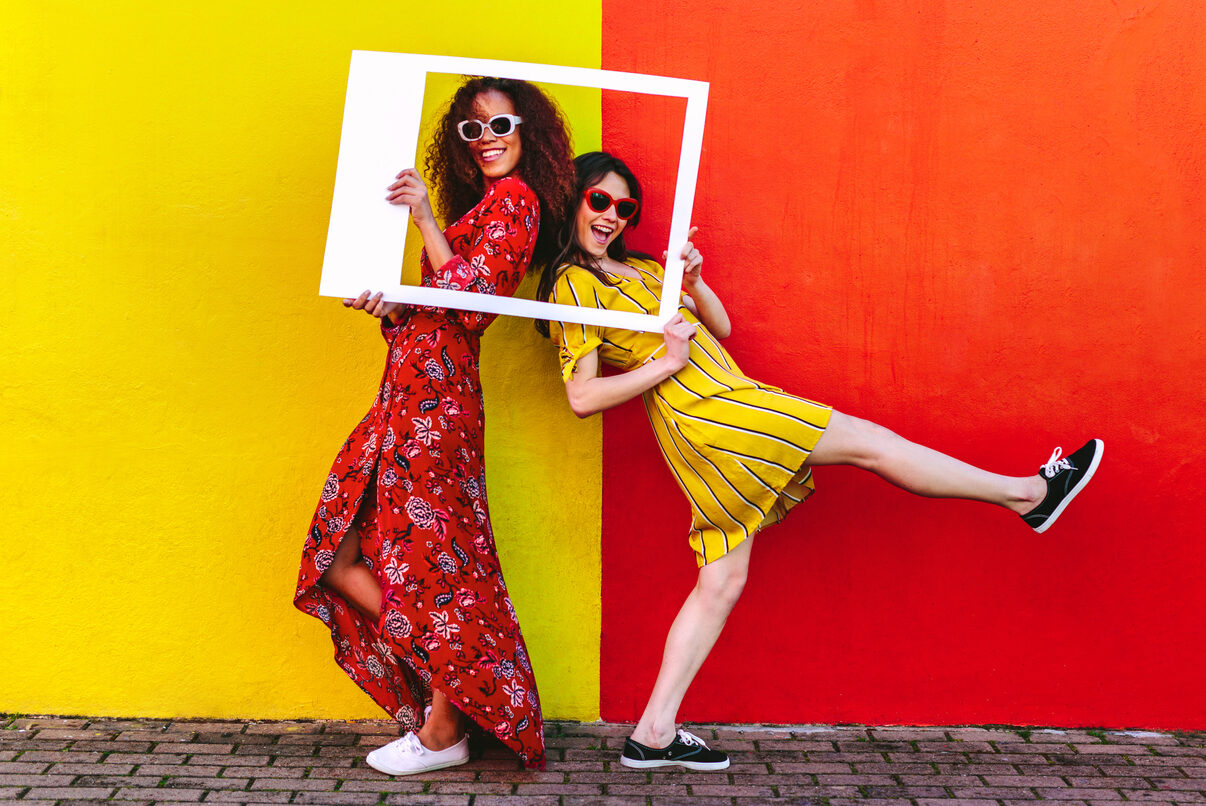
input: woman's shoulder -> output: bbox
[483,174,538,206]
[551,263,607,301]
[553,262,599,287]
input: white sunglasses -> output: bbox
[456,114,523,142]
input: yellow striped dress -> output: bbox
[550,258,833,566]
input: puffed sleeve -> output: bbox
[549,267,605,383]
[432,176,540,333]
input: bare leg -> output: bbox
[418,690,466,751]
[320,526,465,750]
[630,537,754,748]
[320,524,382,619]
[807,411,1047,515]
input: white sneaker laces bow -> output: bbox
[1041,447,1073,479]
[676,729,710,748]
[397,732,425,756]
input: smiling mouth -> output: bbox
[590,224,614,245]
[478,147,505,163]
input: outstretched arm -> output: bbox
[565,315,698,418]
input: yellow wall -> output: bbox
[0,1,602,720]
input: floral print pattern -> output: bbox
[294,176,545,768]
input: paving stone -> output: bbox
[476,797,560,806]
[0,761,50,774]
[203,792,293,803]
[314,721,397,735]
[249,777,337,791]
[1036,787,1126,799]
[292,794,382,805]
[871,726,951,740]
[244,722,324,735]
[9,718,90,730]
[163,776,250,789]
[111,752,188,765]
[618,799,732,806]
[513,782,602,795]
[1119,790,1206,802]
[337,779,435,792]
[863,785,949,798]
[604,782,689,796]
[114,788,206,801]
[951,786,1042,799]
[20,750,103,763]
[25,788,118,800]
[72,774,164,787]
[0,773,74,786]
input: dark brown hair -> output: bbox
[535,152,646,337]
[424,77,575,279]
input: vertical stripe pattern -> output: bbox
[550,259,832,565]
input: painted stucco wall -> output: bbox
[5,0,1204,731]
[1,2,601,721]
[600,0,1206,727]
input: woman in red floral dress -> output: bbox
[294,77,574,773]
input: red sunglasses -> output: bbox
[583,188,640,220]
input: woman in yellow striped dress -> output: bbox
[542,152,1103,771]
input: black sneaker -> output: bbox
[1021,439,1104,533]
[619,729,730,770]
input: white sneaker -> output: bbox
[365,731,469,776]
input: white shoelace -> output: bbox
[1040,447,1073,479]
[394,731,425,756]
[676,729,711,748]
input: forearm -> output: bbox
[684,279,731,339]
[415,215,454,269]
[567,355,685,418]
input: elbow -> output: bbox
[565,387,599,419]
[712,322,733,340]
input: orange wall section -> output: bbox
[600,1,1206,726]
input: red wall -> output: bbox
[600,1,1206,727]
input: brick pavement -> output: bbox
[2,715,1204,805]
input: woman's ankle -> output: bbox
[630,722,676,749]
[417,716,464,751]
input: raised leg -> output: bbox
[629,537,754,749]
[807,411,1046,515]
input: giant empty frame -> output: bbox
[319,51,709,332]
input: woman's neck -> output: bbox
[482,171,517,191]
[598,255,640,278]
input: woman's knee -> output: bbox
[319,533,360,589]
[697,552,749,607]
[826,411,900,469]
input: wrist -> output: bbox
[657,353,688,376]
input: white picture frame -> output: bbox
[319,51,709,333]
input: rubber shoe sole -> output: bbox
[619,753,730,770]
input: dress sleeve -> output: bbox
[434,176,540,333]
[549,268,605,383]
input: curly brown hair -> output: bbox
[424,76,576,281]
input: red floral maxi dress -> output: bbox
[294,175,545,768]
